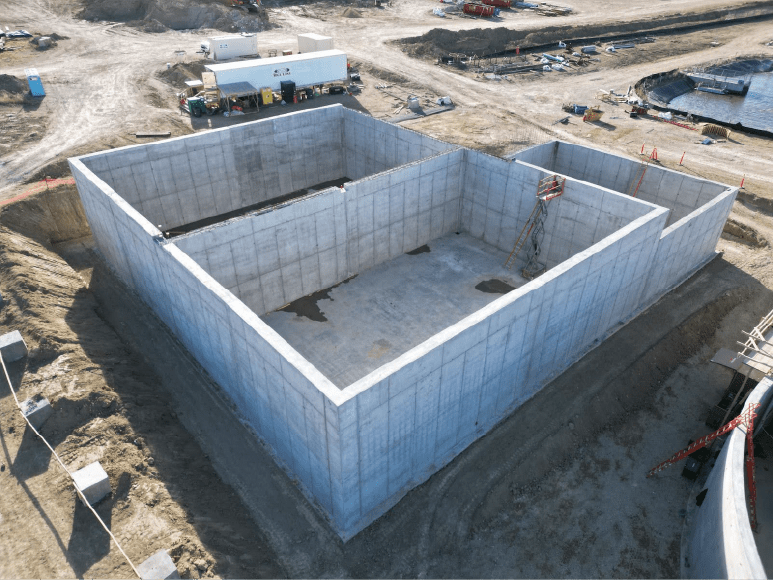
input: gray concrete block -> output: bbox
[0,330,28,363]
[21,397,53,430]
[72,461,111,505]
[137,549,180,580]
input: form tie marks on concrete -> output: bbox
[69,104,738,540]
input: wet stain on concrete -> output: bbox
[475,278,516,294]
[407,244,431,255]
[280,276,356,322]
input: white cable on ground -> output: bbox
[0,352,142,579]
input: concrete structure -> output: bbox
[298,33,334,54]
[684,377,772,579]
[0,330,28,363]
[72,461,111,505]
[137,549,180,580]
[20,397,53,430]
[69,104,737,540]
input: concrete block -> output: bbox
[0,330,28,363]
[137,549,180,580]
[72,461,111,505]
[20,397,53,430]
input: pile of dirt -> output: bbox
[0,194,284,579]
[341,7,362,17]
[79,0,269,32]
[158,62,208,88]
[396,3,773,58]
[0,74,27,94]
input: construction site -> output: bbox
[2,0,773,578]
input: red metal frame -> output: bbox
[647,403,760,531]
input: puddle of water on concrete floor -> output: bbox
[475,278,516,294]
[280,275,356,322]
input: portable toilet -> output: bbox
[24,68,45,97]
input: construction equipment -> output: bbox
[626,147,657,198]
[582,108,604,122]
[463,3,496,16]
[504,174,566,278]
[647,403,760,530]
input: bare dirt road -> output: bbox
[2,0,773,577]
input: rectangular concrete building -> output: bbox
[69,105,736,540]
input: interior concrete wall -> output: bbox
[459,150,657,269]
[336,203,669,537]
[685,378,771,579]
[70,156,350,533]
[80,106,346,231]
[515,141,729,226]
[173,149,465,316]
[342,108,457,180]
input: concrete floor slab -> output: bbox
[261,232,527,388]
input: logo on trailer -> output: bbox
[273,67,291,77]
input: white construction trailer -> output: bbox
[297,33,334,53]
[204,50,348,91]
[201,34,258,61]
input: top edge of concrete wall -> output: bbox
[70,104,347,165]
[515,159,664,217]
[552,139,732,192]
[68,157,162,238]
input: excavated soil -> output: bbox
[79,0,269,32]
[396,2,773,58]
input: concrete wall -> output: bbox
[514,141,729,226]
[685,377,771,579]
[71,114,736,542]
[80,106,346,231]
[639,188,736,306]
[173,149,465,315]
[336,203,669,537]
[459,150,657,269]
[69,156,350,533]
[342,108,457,180]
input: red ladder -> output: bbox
[647,402,760,530]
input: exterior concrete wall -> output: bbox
[336,204,668,537]
[70,156,349,529]
[342,108,456,180]
[685,378,771,579]
[80,106,346,231]
[173,149,464,315]
[640,187,736,306]
[70,108,736,542]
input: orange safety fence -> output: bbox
[0,177,76,207]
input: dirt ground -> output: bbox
[1,0,773,577]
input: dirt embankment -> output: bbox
[78,0,270,32]
[158,62,209,88]
[396,1,773,57]
[0,191,284,579]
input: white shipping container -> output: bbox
[297,33,334,54]
[201,34,258,61]
[205,50,348,92]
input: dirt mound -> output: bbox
[79,0,269,32]
[158,62,208,88]
[0,75,27,94]
[341,7,362,17]
[397,3,773,58]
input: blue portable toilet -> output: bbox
[24,68,45,97]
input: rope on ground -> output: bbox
[0,352,142,579]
